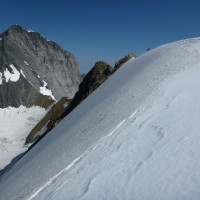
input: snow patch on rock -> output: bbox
[4,64,20,83]
[20,70,26,78]
[39,80,56,101]
[24,61,29,66]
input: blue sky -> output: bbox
[0,0,200,73]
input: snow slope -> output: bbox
[1,38,200,200]
[0,106,46,170]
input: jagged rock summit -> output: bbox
[0,25,81,108]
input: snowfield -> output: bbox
[1,38,200,200]
[0,106,46,170]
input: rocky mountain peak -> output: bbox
[0,25,81,108]
[1,25,28,40]
[6,24,24,33]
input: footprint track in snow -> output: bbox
[151,125,165,141]
[134,151,153,173]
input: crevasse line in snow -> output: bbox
[26,157,81,200]
[26,114,137,200]
[92,111,137,151]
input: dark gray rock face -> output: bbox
[0,25,81,108]
[68,61,113,111]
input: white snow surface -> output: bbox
[1,38,200,200]
[39,80,56,101]
[1,64,20,84]
[0,106,46,170]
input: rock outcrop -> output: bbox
[66,61,113,112]
[114,53,136,71]
[0,25,81,108]
[25,54,136,145]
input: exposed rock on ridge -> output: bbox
[114,53,136,71]
[66,61,113,112]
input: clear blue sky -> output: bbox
[0,0,200,73]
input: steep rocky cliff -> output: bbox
[0,25,81,108]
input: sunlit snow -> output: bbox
[39,80,56,101]
[4,64,20,83]
[1,38,200,200]
[0,106,46,170]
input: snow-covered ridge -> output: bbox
[1,38,200,200]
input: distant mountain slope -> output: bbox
[0,25,81,108]
[1,38,200,200]
[0,106,46,170]
[0,25,81,171]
